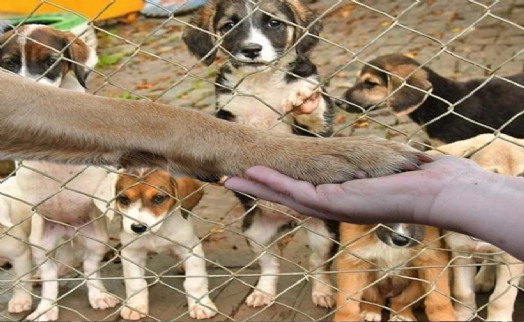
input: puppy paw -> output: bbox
[361,310,382,321]
[454,306,476,321]
[27,306,59,321]
[8,294,32,313]
[475,274,495,293]
[121,304,148,320]
[389,313,416,321]
[89,290,119,310]
[311,290,335,308]
[189,298,218,320]
[282,84,321,115]
[245,290,274,307]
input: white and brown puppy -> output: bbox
[95,169,217,320]
[430,134,524,321]
[183,0,338,308]
[0,25,119,321]
[335,223,456,321]
[339,54,524,146]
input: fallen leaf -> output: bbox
[334,114,347,125]
[136,82,154,90]
[354,119,369,128]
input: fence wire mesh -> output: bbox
[0,0,523,321]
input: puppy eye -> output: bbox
[2,58,20,71]
[116,195,130,206]
[363,80,379,89]
[45,57,58,68]
[151,194,167,205]
[268,19,283,28]
[221,21,236,33]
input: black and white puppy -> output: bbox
[183,0,338,308]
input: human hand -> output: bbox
[224,155,493,226]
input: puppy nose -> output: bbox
[131,223,148,234]
[391,233,410,247]
[240,43,262,59]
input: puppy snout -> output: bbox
[390,233,410,247]
[240,43,262,59]
[131,223,148,234]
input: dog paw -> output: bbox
[89,290,119,310]
[475,275,495,293]
[278,136,430,184]
[121,305,148,320]
[389,313,415,321]
[311,290,335,308]
[454,306,476,321]
[27,306,58,321]
[282,84,321,115]
[8,294,32,313]
[361,310,382,321]
[189,299,218,320]
[245,290,274,307]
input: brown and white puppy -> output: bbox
[339,54,524,146]
[95,169,217,320]
[430,134,524,321]
[183,0,339,308]
[0,24,96,90]
[0,25,118,321]
[335,223,456,321]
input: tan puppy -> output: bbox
[335,223,455,321]
[430,134,524,321]
[95,169,217,320]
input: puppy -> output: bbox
[183,0,338,308]
[335,223,456,321]
[430,134,524,321]
[0,25,119,321]
[339,54,524,146]
[0,177,33,314]
[95,169,217,320]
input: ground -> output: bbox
[1,0,524,321]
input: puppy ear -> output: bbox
[93,171,118,221]
[173,178,204,215]
[286,0,323,55]
[386,65,432,116]
[64,32,96,88]
[182,4,218,65]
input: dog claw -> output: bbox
[245,290,274,307]
[312,292,335,308]
[8,295,32,313]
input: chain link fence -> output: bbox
[0,0,523,321]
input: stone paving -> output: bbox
[1,0,524,321]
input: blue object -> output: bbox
[141,0,206,17]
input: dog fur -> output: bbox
[1,25,119,321]
[335,223,456,321]
[429,134,524,321]
[339,54,524,146]
[94,169,217,320]
[183,0,341,307]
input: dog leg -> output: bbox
[450,255,477,321]
[304,219,335,308]
[120,246,149,320]
[27,215,63,321]
[78,218,119,311]
[388,281,420,321]
[417,262,456,320]
[360,288,385,322]
[474,260,496,293]
[334,258,370,321]
[173,243,217,319]
[243,211,287,307]
[8,246,33,313]
[485,253,523,320]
